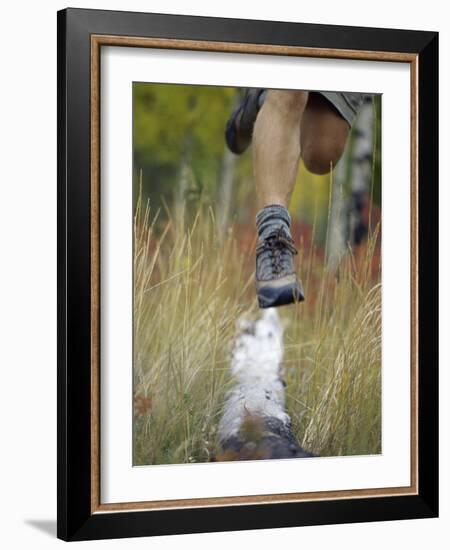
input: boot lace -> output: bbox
[256,229,298,277]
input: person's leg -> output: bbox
[300,92,350,174]
[252,90,308,308]
[253,90,309,209]
[234,89,351,308]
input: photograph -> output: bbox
[0,0,444,546]
[55,7,438,540]
[132,82,382,466]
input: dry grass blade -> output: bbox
[133,192,381,465]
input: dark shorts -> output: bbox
[318,92,369,126]
[258,90,371,127]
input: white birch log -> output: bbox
[216,309,313,460]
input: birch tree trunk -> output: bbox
[327,142,350,271]
[174,130,193,228]
[348,98,375,245]
[175,94,198,228]
[217,93,240,237]
[326,97,375,270]
[217,147,238,237]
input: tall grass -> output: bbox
[133,194,381,465]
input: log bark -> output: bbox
[216,309,314,461]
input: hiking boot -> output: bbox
[256,229,305,308]
[225,89,266,154]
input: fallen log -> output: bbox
[214,309,314,461]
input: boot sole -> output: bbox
[256,275,305,309]
[225,89,265,154]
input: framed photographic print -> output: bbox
[57,8,438,541]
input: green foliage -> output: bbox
[133,83,244,207]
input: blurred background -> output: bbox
[132,83,382,466]
[133,83,381,260]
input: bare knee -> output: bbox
[300,92,350,174]
[265,90,309,120]
[302,134,347,174]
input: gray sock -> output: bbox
[256,204,291,241]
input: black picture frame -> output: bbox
[57,7,438,542]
